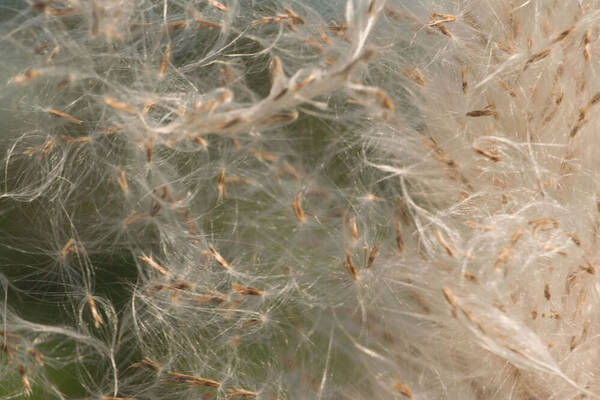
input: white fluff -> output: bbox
[0,0,599,399]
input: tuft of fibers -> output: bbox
[0,0,599,399]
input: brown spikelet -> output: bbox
[248,147,278,162]
[104,97,136,114]
[441,287,457,317]
[90,0,99,35]
[144,139,154,163]
[318,28,332,45]
[394,219,405,253]
[284,8,304,25]
[208,0,227,12]
[39,139,55,156]
[124,210,147,226]
[61,238,76,257]
[169,281,193,292]
[328,21,347,33]
[291,192,305,223]
[435,24,452,37]
[544,284,551,300]
[497,80,517,97]
[367,0,377,14]
[497,42,515,54]
[232,283,264,296]
[510,11,520,38]
[0,330,20,339]
[131,357,160,372]
[240,318,261,329]
[87,296,103,328]
[494,247,511,271]
[271,56,283,85]
[293,75,316,92]
[525,48,551,69]
[511,228,523,245]
[260,111,298,126]
[225,176,249,185]
[570,320,590,351]
[464,271,478,283]
[47,109,83,124]
[403,66,425,86]
[219,67,233,87]
[167,21,188,31]
[167,371,221,387]
[146,283,163,298]
[273,88,288,101]
[343,250,359,280]
[348,216,359,243]
[46,6,76,16]
[218,169,226,201]
[461,65,468,94]
[434,230,455,257]
[19,365,32,397]
[28,349,44,366]
[466,108,497,117]
[366,193,379,202]
[10,69,41,85]
[131,357,161,372]
[464,220,492,230]
[59,136,91,144]
[375,89,394,112]
[252,16,272,25]
[193,136,208,148]
[367,243,380,268]
[473,145,501,162]
[1,343,14,359]
[116,168,128,194]
[393,381,413,398]
[567,232,581,247]
[584,30,591,62]
[138,255,168,276]
[333,48,374,78]
[228,335,241,348]
[195,18,223,29]
[529,217,559,236]
[193,292,226,303]
[553,26,574,43]
[208,244,230,270]
[32,2,47,12]
[580,264,595,275]
[228,388,258,399]
[570,121,586,138]
[159,43,172,77]
[47,45,60,64]
[252,15,288,25]
[429,13,456,26]
[590,92,600,106]
[98,125,123,134]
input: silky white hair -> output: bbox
[1,0,599,399]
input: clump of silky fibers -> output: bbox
[1,0,600,399]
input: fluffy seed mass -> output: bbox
[1,0,600,399]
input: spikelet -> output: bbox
[87,295,103,328]
[47,109,83,124]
